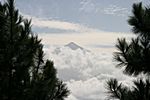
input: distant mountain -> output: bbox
[52,42,90,55]
[65,42,84,50]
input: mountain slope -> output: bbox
[65,42,84,50]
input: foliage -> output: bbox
[0,0,69,100]
[106,2,150,100]
[106,78,150,100]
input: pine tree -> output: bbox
[105,2,150,100]
[0,0,69,100]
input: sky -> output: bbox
[6,0,149,99]
[13,0,149,51]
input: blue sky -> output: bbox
[11,0,148,51]
[15,0,148,33]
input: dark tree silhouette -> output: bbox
[105,2,150,100]
[0,0,69,100]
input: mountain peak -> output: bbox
[65,42,83,50]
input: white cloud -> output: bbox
[66,94,79,100]
[132,0,142,2]
[66,78,106,100]
[33,19,82,31]
[44,45,134,100]
[23,13,99,33]
[80,0,98,13]
[103,5,130,16]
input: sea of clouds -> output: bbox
[44,44,134,100]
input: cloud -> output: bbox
[66,94,79,100]
[103,5,130,16]
[79,0,130,17]
[132,0,142,2]
[23,13,100,33]
[66,78,106,100]
[88,44,114,48]
[80,0,98,13]
[33,19,82,31]
[44,45,134,100]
